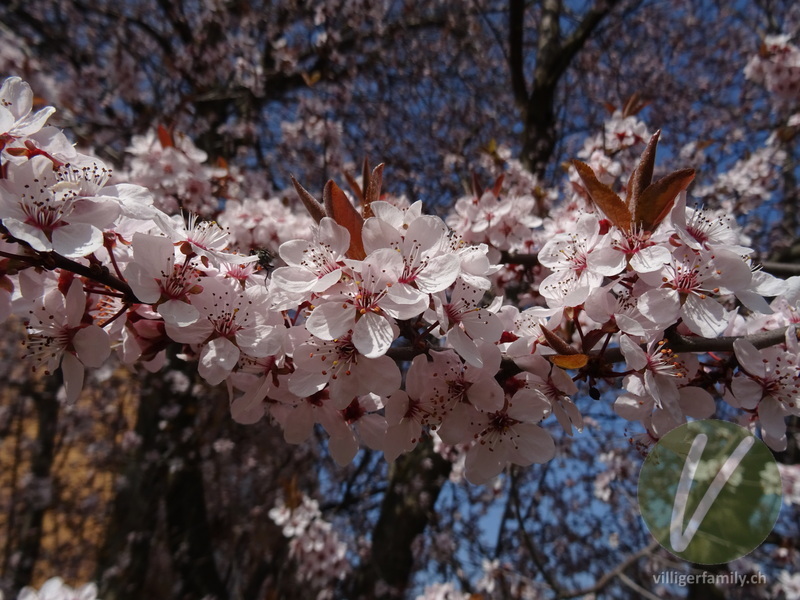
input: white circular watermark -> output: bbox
[638,420,782,564]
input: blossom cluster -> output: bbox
[14,577,99,600]
[744,34,800,113]
[1,74,799,488]
[268,493,350,597]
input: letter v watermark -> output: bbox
[669,433,755,552]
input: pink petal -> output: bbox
[681,294,729,337]
[73,325,111,368]
[61,352,85,404]
[638,288,680,325]
[306,301,356,340]
[511,423,555,466]
[465,444,505,484]
[733,339,766,378]
[352,312,393,358]
[731,375,762,409]
[52,223,104,258]
[466,376,504,412]
[620,335,648,371]
[384,420,420,462]
[231,379,269,424]
[415,254,461,293]
[288,368,329,398]
[198,337,240,385]
[327,428,359,466]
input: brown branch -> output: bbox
[508,0,528,110]
[46,252,141,302]
[1,225,141,302]
[600,324,798,364]
[519,0,624,176]
[389,324,798,379]
[498,252,800,281]
[557,540,660,599]
[553,0,623,82]
[760,261,800,276]
[499,249,540,266]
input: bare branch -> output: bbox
[556,540,660,599]
[600,324,798,364]
[509,0,528,110]
[760,261,800,276]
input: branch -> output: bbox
[760,261,800,276]
[552,0,622,83]
[45,252,141,303]
[499,252,800,279]
[499,249,540,266]
[508,0,528,110]
[0,225,141,302]
[557,539,660,599]
[600,324,798,364]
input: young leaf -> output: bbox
[344,170,365,206]
[364,163,384,219]
[539,325,579,356]
[361,157,371,199]
[621,91,650,118]
[635,168,695,232]
[626,129,660,216]
[291,175,327,223]
[471,172,484,199]
[572,160,631,232]
[324,180,366,260]
[157,124,173,148]
[491,173,505,197]
[581,329,608,353]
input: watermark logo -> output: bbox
[638,420,782,564]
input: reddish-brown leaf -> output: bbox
[491,173,505,197]
[324,180,366,260]
[626,130,660,216]
[291,176,326,223]
[572,160,631,232]
[539,325,578,356]
[550,354,589,369]
[621,92,651,118]
[361,157,371,199]
[363,163,384,219]
[471,172,483,199]
[157,124,173,148]
[635,168,695,232]
[581,329,608,353]
[344,170,365,206]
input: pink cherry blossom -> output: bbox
[124,232,204,326]
[0,156,119,258]
[362,211,461,305]
[289,331,401,407]
[637,247,751,337]
[0,76,55,147]
[455,390,555,484]
[164,277,283,384]
[270,216,350,297]
[428,279,504,367]
[726,331,800,450]
[23,278,110,403]
[304,248,419,358]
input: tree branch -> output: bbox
[760,261,800,276]
[556,540,660,599]
[600,324,798,364]
[508,0,528,110]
